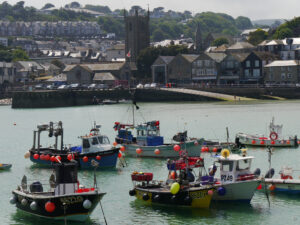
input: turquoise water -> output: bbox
[1,101,300,225]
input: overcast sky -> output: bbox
[4,0,298,20]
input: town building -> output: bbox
[264,60,299,84]
[191,53,218,83]
[151,56,175,84]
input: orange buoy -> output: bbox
[212,147,218,152]
[120,146,126,152]
[154,149,160,155]
[136,148,142,154]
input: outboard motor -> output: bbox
[265,168,275,178]
[253,168,261,177]
[295,135,298,147]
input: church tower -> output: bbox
[124,9,150,62]
[195,23,203,53]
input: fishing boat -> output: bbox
[114,120,227,158]
[10,161,105,222]
[210,149,261,202]
[25,121,120,169]
[263,166,300,194]
[129,152,214,208]
[235,118,298,147]
[0,163,12,170]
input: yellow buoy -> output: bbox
[170,182,180,195]
[221,149,230,158]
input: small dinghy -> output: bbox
[10,161,105,222]
[0,163,12,170]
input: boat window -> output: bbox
[237,159,250,171]
[221,161,233,172]
[97,136,110,144]
[82,139,90,148]
[92,137,99,145]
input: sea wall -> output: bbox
[11,89,218,108]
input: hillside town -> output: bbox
[0,2,299,95]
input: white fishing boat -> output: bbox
[210,149,261,202]
[236,118,298,147]
[263,166,300,194]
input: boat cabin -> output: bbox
[81,134,111,154]
[135,121,163,146]
[217,154,254,183]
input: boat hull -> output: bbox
[236,133,297,147]
[12,190,105,222]
[0,163,12,170]
[213,180,260,202]
[29,148,119,169]
[265,178,300,194]
[134,186,213,208]
[123,140,203,158]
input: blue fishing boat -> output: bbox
[25,121,120,169]
[0,163,12,170]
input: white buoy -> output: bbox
[83,199,92,209]
[21,198,28,206]
[30,201,37,210]
[24,151,30,159]
[10,195,17,204]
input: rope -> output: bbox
[99,200,108,225]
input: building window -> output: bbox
[281,73,286,79]
[253,69,260,77]
[205,60,210,67]
[287,73,292,79]
[227,61,233,68]
[246,60,250,68]
[192,68,196,75]
[255,60,260,67]
[287,66,291,71]
[244,69,249,77]
[269,74,273,80]
[197,60,202,67]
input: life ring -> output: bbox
[269,132,278,141]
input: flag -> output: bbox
[126,50,131,58]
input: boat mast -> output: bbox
[132,102,135,127]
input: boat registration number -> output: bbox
[221,175,233,182]
[60,196,83,205]
[190,191,207,199]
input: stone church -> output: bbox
[124,9,150,62]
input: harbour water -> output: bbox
[1,101,300,225]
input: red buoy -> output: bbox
[271,140,275,145]
[96,155,101,160]
[67,154,73,161]
[40,154,45,160]
[154,149,160,155]
[173,145,180,152]
[55,156,62,162]
[251,140,256,144]
[136,148,142,154]
[118,152,122,158]
[260,141,265,145]
[45,155,50,161]
[33,154,39,160]
[50,156,56,162]
[83,156,88,163]
[45,201,55,213]
[120,146,125,152]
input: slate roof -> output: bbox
[93,72,117,81]
[181,54,199,62]
[230,53,251,62]
[205,52,227,63]
[64,63,126,72]
[160,56,175,64]
[227,42,255,50]
[264,60,299,67]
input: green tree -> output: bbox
[235,16,252,29]
[274,27,293,39]
[12,48,29,61]
[248,29,268,45]
[211,37,229,47]
[41,3,55,10]
[84,5,111,14]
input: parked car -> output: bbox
[144,83,151,88]
[136,84,143,89]
[69,83,81,90]
[34,84,46,90]
[81,84,89,90]
[88,83,97,90]
[97,84,109,89]
[150,83,157,88]
[57,84,69,90]
[46,84,55,90]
